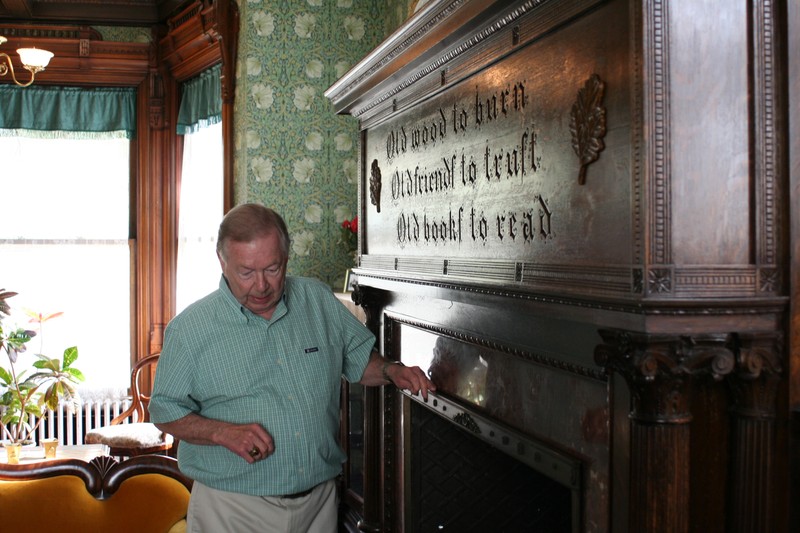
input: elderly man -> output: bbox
[150,203,435,532]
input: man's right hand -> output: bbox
[216,422,275,463]
[155,414,275,464]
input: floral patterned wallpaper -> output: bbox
[233,0,413,290]
[94,26,151,43]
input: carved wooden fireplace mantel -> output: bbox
[326,0,791,532]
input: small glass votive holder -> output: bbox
[42,438,59,459]
[4,442,22,464]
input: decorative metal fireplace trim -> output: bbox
[402,388,583,495]
[401,391,582,492]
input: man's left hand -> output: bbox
[385,361,436,400]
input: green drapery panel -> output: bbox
[0,85,136,139]
[177,63,222,135]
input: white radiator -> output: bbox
[3,391,133,446]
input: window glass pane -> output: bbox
[0,136,129,239]
[0,135,130,392]
[176,122,224,313]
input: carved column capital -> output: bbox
[727,331,782,418]
[723,331,782,533]
[596,328,737,533]
[595,329,735,423]
[351,284,387,335]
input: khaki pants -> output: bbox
[187,479,338,533]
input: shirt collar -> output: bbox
[217,274,289,323]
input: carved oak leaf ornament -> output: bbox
[569,74,607,185]
[369,159,382,213]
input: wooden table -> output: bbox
[0,444,109,465]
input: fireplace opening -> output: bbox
[407,399,579,533]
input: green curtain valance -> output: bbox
[0,85,136,139]
[177,63,222,135]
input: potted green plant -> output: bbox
[0,289,84,463]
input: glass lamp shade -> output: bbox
[17,47,53,70]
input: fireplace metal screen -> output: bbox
[408,401,577,532]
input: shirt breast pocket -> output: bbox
[293,343,342,403]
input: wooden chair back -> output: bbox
[84,353,174,457]
[110,353,161,425]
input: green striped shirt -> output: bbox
[150,275,374,496]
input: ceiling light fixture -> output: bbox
[0,35,54,87]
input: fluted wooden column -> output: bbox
[725,332,782,533]
[596,330,735,533]
[351,285,389,533]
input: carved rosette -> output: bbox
[647,268,672,294]
[595,330,735,424]
[758,268,779,293]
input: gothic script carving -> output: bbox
[361,14,632,265]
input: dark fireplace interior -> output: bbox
[391,322,588,533]
[408,401,576,533]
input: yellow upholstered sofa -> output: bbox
[0,454,191,533]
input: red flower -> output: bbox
[339,216,358,253]
[342,216,358,234]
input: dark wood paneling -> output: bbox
[0,0,186,25]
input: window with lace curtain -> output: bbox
[0,133,131,392]
[176,122,223,312]
[0,85,137,394]
[175,64,224,313]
